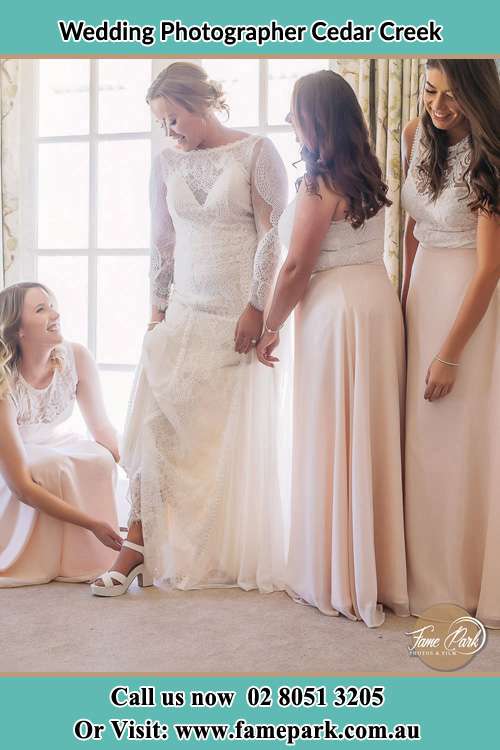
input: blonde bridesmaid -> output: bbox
[0,283,122,587]
[257,71,410,628]
[401,60,500,628]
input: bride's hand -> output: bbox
[148,307,165,331]
[234,304,263,354]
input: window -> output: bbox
[18,57,336,523]
[21,58,336,438]
[202,59,336,195]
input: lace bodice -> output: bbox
[279,198,385,271]
[9,342,78,432]
[401,121,477,248]
[150,134,288,314]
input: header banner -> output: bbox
[0,0,498,56]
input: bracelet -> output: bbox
[264,320,283,335]
[434,355,460,367]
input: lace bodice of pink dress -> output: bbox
[9,342,78,442]
[401,121,477,248]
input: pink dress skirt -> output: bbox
[286,261,410,628]
[405,244,500,628]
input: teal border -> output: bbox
[0,676,498,747]
[0,0,498,55]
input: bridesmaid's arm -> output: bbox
[234,138,288,354]
[401,118,419,313]
[0,397,122,550]
[72,343,120,462]
[256,181,339,367]
[424,210,500,401]
[402,215,418,314]
[266,181,338,326]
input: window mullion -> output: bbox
[88,59,99,357]
[259,59,269,134]
[20,59,38,281]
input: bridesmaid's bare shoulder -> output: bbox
[0,387,18,428]
[402,118,420,162]
[296,175,347,224]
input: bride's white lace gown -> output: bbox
[121,135,288,590]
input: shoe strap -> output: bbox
[123,539,144,554]
[101,571,127,587]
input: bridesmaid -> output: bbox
[401,60,500,628]
[257,70,410,628]
[0,282,122,586]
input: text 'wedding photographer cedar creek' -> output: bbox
[57,18,444,48]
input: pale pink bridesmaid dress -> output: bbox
[402,122,500,629]
[0,342,119,587]
[280,200,410,628]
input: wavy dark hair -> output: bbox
[291,70,391,229]
[419,59,500,216]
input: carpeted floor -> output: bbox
[2,582,499,673]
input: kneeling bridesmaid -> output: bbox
[0,282,122,587]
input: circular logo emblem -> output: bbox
[405,603,487,671]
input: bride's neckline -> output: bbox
[166,133,256,155]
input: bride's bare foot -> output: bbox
[93,521,144,587]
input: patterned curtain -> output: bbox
[0,59,20,289]
[336,59,426,288]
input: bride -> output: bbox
[92,62,288,596]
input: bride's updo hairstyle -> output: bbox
[146,62,229,118]
[292,70,391,228]
[0,282,63,400]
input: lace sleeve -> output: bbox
[249,137,288,311]
[150,153,175,312]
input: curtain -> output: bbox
[0,59,20,290]
[336,59,426,288]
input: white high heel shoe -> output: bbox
[90,540,154,597]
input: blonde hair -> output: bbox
[0,282,64,399]
[146,62,229,117]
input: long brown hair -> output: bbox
[291,70,391,228]
[0,282,63,399]
[419,59,500,215]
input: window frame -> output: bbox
[19,57,336,371]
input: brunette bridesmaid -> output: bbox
[257,71,410,628]
[401,59,500,628]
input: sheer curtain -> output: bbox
[0,59,20,289]
[336,59,425,288]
